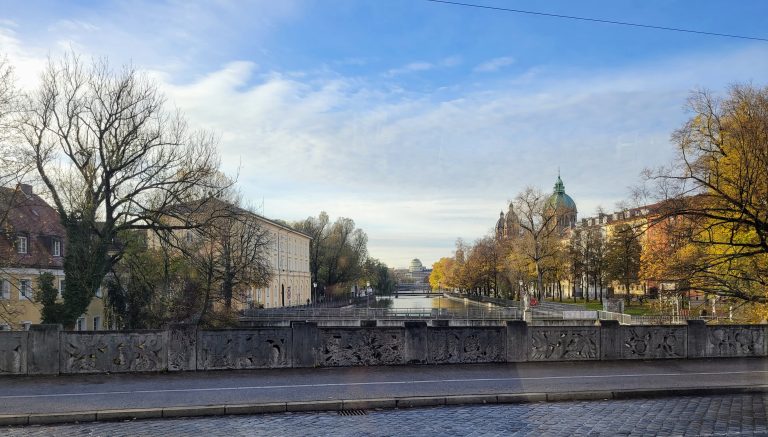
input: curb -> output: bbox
[3,386,767,427]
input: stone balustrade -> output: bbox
[0,320,764,376]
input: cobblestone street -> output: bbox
[4,393,768,437]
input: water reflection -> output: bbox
[373,295,491,311]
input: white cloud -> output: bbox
[150,45,768,266]
[385,56,461,77]
[48,20,99,33]
[386,61,434,76]
[2,15,768,267]
[474,56,515,73]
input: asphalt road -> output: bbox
[1,358,766,415]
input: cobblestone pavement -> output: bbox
[4,394,768,436]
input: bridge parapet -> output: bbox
[0,321,765,376]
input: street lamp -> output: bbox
[313,282,317,306]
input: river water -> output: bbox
[374,295,493,311]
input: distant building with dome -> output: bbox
[496,173,578,240]
[393,258,432,284]
[547,174,578,232]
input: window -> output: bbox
[93,316,101,331]
[58,279,65,298]
[16,236,27,254]
[0,280,9,300]
[52,239,61,257]
[76,317,85,331]
[20,280,31,299]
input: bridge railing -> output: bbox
[240,307,522,322]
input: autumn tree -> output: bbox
[510,187,562,299]
[361,258,395,295]
[429,257,455,290]
[604,224,642,302]
[293,213,368,295]
[18,54,228,327]
[570,226,607,301]
[645,84,768,303]
[292,211,329,288]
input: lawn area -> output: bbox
[545,298,656,315]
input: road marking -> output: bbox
[2,370,768,399]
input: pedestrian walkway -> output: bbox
[4,393,767,436]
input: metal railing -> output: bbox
[598,311,632,324]
[240,307,522,322]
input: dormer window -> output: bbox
[52,239,61,257]
[16,236,27,254]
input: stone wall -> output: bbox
[0,321,765,376]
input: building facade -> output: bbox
[249,215,312,308]
[0,184,105,331]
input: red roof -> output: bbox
[0,185,65,270]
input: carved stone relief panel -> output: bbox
[707,326,766,357]
[318,328,404,367]
[60,332,167,374]
[198,329,291,370]
[621,326,686,359]
[428,328,504,364]
[530,327,599,361]
[168,325,197,371]
[0,332,27,374]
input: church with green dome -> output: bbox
[548,174,578,231]
[496,174,578,239]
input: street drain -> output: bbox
[338,409,368,416]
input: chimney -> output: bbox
[19,184,33,196]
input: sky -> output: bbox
[1,0,768,268]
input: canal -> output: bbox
[374,294,490,311]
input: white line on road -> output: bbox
[2,370,767,399]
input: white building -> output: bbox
[249,216,311,308]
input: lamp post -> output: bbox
[313,282,317,306]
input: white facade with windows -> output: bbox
[247,217,311,309]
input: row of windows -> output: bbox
[0,278,102,300]
[0,315,103,331]
[250,279,310,308]
[13,235,62,256]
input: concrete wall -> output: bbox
[0,321,766,376]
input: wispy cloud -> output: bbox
[1,8,767,267]
[474,56,515,73]
[386,56,461,77]
[144,45,768,266]
[48,20,99,33]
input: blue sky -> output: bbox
[2,0,768,268]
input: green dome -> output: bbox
[548,175,577,212]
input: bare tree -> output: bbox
[511,187,562,299]
[17,53,229,326]
[0,56,33,326]
[176,198,272,325]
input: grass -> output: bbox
[544,298,656,315]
